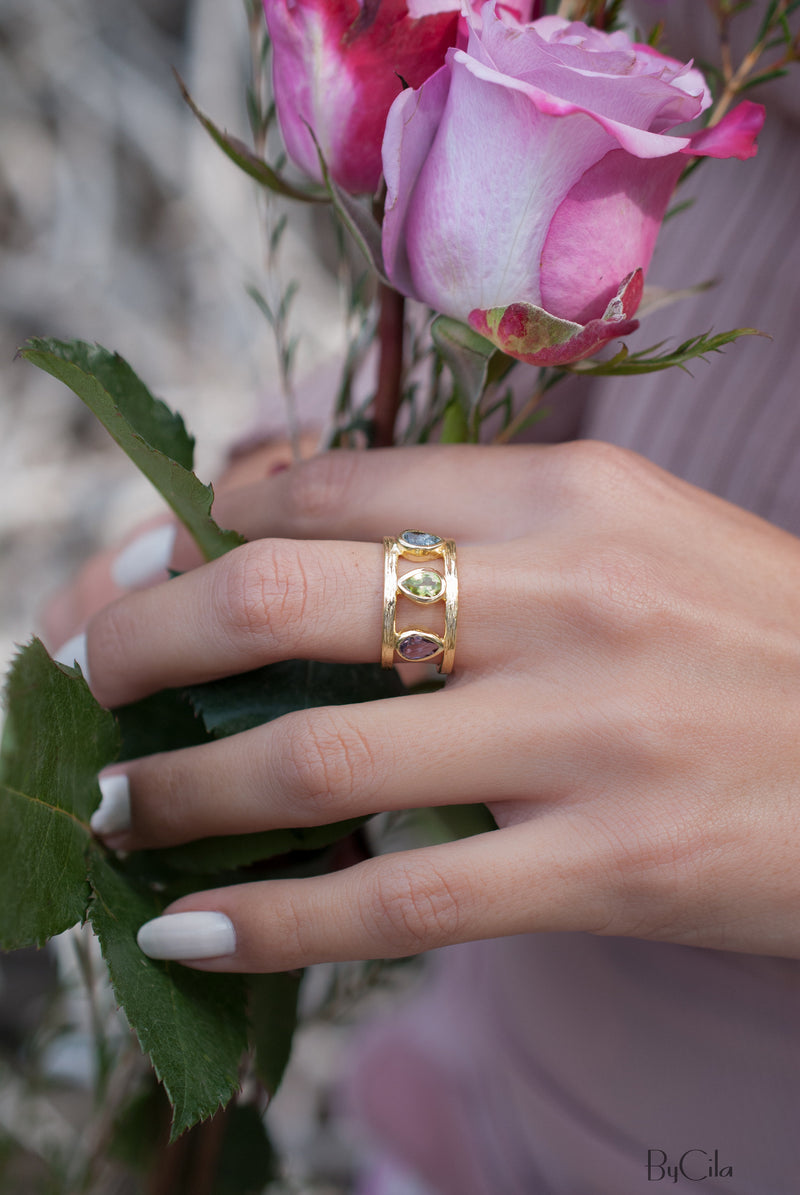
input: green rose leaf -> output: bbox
[88,846,248,1141]
[0,639,118,949]
[310,129,388,283]
[247,971,304,1098]
[185,658,405,738]
[19,339,244,563]
[176,72,328,205]
[565,327,764,377]
[116,689,213,763]
[211,1103,277,1193]
[432,316,496,431]
[153,819,368,876]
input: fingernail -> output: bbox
[112,524,176,589]
[137,912,237,960]
[91,774,131,837]
[54,632,90,684]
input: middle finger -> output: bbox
[97,677,571,851]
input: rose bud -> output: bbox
[263,0,459,195]
[382,3,765,365]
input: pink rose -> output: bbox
[382,3,765,364]
[263,0,458,195]
[407,0,538,21]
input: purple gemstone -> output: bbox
[397,633,441,661]
[400,530,442,548]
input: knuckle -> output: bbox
[553,538,670,646]
[550,439,649,512]
[365,860,464,954]
[214,541,306,644]
[282,452,360,526]
[274,710,379,813]
[90,600,133,678]
[586,810,709,941]
[270,888,312,964]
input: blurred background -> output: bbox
[0,0,349,676]
[0,1,373,1189]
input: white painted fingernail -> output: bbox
[137,912,237,960]
[54,632,90,684]
[112,524,176,589]
[91,774,131,837]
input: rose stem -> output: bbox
[492,381,549,445]
[372,284,406,448]
[707,0,798,128]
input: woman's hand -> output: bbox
[67,443,800,967]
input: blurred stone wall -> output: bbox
[0,4,368,1187]
[0,0,344,673]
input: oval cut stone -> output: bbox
[399,530,442,549]
[398,568,444,603]
[396,631,443,661]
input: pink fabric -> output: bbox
[344,34,800,1195]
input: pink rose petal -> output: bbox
[684,101,766,162]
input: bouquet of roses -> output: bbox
[1,0,796,1185]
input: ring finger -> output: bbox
[82,535,546,710]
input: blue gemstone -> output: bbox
[400,530,442,548]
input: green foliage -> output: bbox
[247,281,300,384]
[88,847,248,1141]
[109,1077,167,1172]
[176,73,327,204]
[664,197,696,223]
[378,804,497,853]
[591,0,625,30]
[567,327,764,377]
[154,818,369,877]
[8,342,422,1142]
[646,20,665,48]
[0,640,118,949]
[110,1076,276,1191]
[213,1104,277,1193]
[0,642,250,1136]
[186,658,405,739]
[756,0,799,44]
[116,690,213,763]
[249,971,304,1097]
[20,339,244,563]
[0,647,405,1128]
[432,316,496,442]
[439,400,470,444]
[310,130,388,282]
[741,65,790,88]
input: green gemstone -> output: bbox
[399,568,444,602]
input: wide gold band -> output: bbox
[382,531,458,674]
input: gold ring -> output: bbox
[382,530,457,674]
